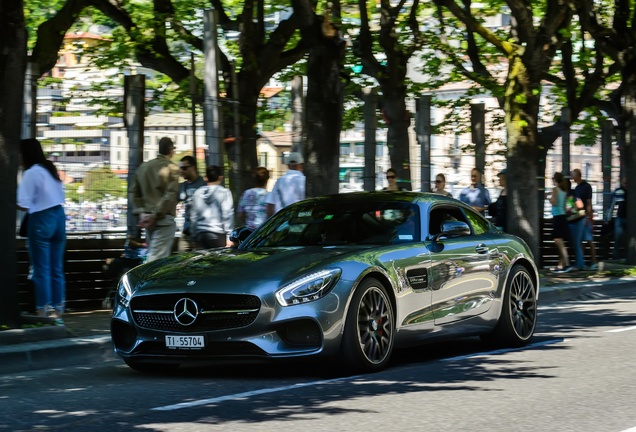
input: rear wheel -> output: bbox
[342,278,395,373]
[482,264,537,346]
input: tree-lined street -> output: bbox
[2,286,635,431]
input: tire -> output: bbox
[124,358,179,373]
[482,264,537,347]
[342,278,395,373]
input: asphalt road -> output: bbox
[2,286,636,432]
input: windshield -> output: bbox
[242,201,420,248]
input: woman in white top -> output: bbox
[17,139,67,321]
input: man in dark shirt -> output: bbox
[605,177,627,260]
[177,155,206,252]
[569,168,597,270]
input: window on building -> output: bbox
[376,143,385,157]
[258,152,268,167]
[354,144,364,157]
[117,151,121,161]
[340,143,351,156]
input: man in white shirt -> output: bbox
[266,152,306,217]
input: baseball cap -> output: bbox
[287,152,304,164]
[497,169,507,176]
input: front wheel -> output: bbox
[482,264,537,346]
[342,278,395,373]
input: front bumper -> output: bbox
[110,284,353,364]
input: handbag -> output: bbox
[566,196,586,222]
[19,213,29,237]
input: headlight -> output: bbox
[116,273,133,308]
[276,269,342,306]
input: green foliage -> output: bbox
[572,110,607,147]
[80,166,126,203]
[258,93,291,131]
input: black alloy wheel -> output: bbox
[342,278,395,373]
[483,264,537,346]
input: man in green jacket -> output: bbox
[131,137,180,262]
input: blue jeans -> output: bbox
[28,205,66,311]
[613,217,626,259]
[568,218,585,269]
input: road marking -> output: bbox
[607,326,636,333]
[439,338,565,362]
[152,376,357,411]
[619,427,636,432]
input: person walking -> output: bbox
[569,168,598,270]
[237,167,270,231]
[190,165,234,248]
[17,138,67,322]
[177,155,206,252]
[605,177,627,260]
[488,169,508,230]
[266,152,305,217]
[548,172,572,272]
[459,167,491,215]
[131,137,180,262]
[433,173,453,197]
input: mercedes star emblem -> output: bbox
[174,298,199,326]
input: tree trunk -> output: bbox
[0,0,26,327]
[383,93,412,190]
[623,71,636,265]
[231,77,259,202]
[504,58,541,261]
[304,20,346,198]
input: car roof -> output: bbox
[302,191,459,205]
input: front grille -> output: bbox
[130,293,261,332]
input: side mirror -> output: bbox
[229,227,253,246]
[433,220,471,242]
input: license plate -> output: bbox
[165,335,205,349]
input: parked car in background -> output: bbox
[111,192,539,373]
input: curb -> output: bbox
[0,335,117,375]
[539,275,636,304]
[0,325,68,345]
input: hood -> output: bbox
[129,245,373,293]
[199,185,223,205]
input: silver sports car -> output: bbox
[111,192,539,373]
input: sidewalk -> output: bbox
[1,262,635,375]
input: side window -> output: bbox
[428,207,467,236]
[464,207,489,235]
